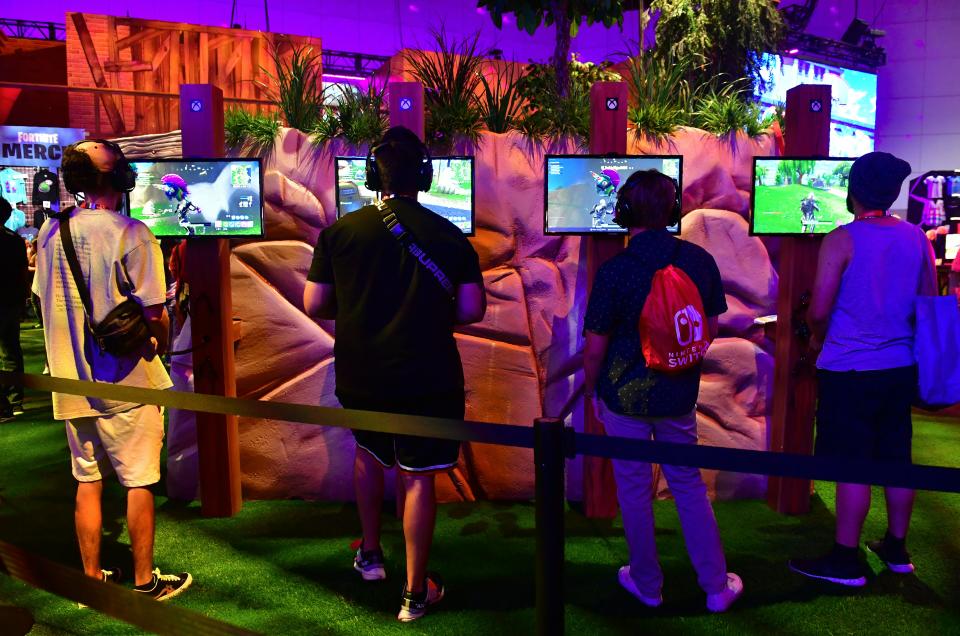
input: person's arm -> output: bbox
[303,281,337,319]
[919,233,938,297]
[143,303,169,357]
[455,281,486,325]
[583,330,610,398]
[808,228,852,348]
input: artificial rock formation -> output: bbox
[119,127,778,502]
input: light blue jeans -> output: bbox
[597,399,728,597]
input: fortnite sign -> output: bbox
[0,126,86,168]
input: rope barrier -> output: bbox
[0,540,262,636]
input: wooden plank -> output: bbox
[132,34,145,132]
[766,83,833,515]
[183,32,197,84]
[105,16,119,86]
[179,84,241,519]
[103,61,153,73]
[116,28,157,51]
[239,39,250,99]
[142,35,157,132]
[224,44,244,86]
[199,33,209,84]
[583,82,630,520]
[71,13,126,134]
[169,31,181,128]
[207,35,233,51]
[151,34,171,72]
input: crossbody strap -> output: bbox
[376,199,456,299]
[53,207,95,320]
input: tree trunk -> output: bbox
[552,0,572,98]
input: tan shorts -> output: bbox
[66,405,165,488]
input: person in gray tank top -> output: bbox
[789,152,938,587]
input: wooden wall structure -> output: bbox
[66,13,321,136]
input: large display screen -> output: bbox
[754,53,877,158]
[335,156,475,235]
[751,157,856,236]
[544,155,682,234]
[128,159,263,238]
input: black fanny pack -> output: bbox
[56,207,152,356]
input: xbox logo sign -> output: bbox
[190,99,203,112]
[810,99,822,113]
[606,97,619,111]
[399,98,413,111]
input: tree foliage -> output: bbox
[477,0,624,96]
[650,0,784,94]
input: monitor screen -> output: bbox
[335,156,475,235]
[544,155,682,234]
[754,53,877,158]
[128,159,264,238]
[946,234,960,261]
[751,157,856,236]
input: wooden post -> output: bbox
[583,81,629,519]
[767,84,832,515]
[388,82,425,141]
[387,81,426,518]
[180,84,242,518]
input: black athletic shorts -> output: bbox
[814,365,917,464]
[337,390,464,472]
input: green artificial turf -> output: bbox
[2,323,960,635]
[754,183,853,235]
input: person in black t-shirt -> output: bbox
[304,127,485,622]
[0,196,28,420]
[582,170,742,613]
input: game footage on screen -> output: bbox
[752,158,855,236]
[128,159,263,238]
[545,155,682,234]
[336,156,474,234]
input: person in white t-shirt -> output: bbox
[32,140,192,601]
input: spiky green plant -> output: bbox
[224,107,281,152]
[514,54,619,143]
[622,49,697,140]
[258,39,324,131]
[478,62,525,133]
[692,84,770,137]
[406,28,485,150]
[313,83,388,147]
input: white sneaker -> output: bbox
[617,566,662,608]
[706,572,743,613]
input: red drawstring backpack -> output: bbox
[640,246,712,373]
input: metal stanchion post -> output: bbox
[534,416,565,636]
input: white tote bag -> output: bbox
[915,295,960,408]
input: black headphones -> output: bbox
[364,134,434,193]
[62,138,137,195]
[614,170,682,228]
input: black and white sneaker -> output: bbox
[11,404,25,416]
[867,536,915,574]
[133,568,193,601]
[354,547,386,581]
[397,573,444,622]
[789,550,868,587]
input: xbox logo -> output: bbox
[399,98,413,111]
[190,100,203,112]
[810,99,822,113]
[606,97,619,111]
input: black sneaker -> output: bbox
[353,547,386,581]
[867,536,915,574]
[789,551,868,587]
[11,404,24,416]
[397,573,444,622]
[133,568,193,601]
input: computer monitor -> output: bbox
[335,156,475,235]
[751,157,856,236]
[754,52,877,158]
[946,234,960,261]
[128,159,264,238]
[544,155,682,235]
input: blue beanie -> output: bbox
[848,151,912,211]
